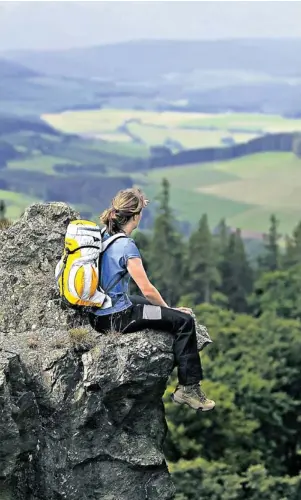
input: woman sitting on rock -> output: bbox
[90,187,215,412]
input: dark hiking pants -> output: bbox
[89,295,203,386]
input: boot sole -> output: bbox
[171,393,215,412]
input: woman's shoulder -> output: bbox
[102,230,138,250]
[105,234,135,249]
[118,236,138,249]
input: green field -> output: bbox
[126,122,257,150]
[43,109,301,152]
[8,155,81,175]
[144,152,301,234]
[179,112,301,132]
[2,129,148,176]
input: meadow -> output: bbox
[143,152,301,234]
[42,108,301,151]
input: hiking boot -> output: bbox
[171,383,215,412]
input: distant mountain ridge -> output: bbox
[3,38,301,80]
[0,58,39,78]
[2,39,301,117]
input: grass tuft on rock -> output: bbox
[68,327,96,349]
[0,218,12,230]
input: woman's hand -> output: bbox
[174,306,193,315]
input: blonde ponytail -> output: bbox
[100,207,119,235]
[100,188,148,235]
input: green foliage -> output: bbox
[251,265,301,320]
[164,304,301,499]
[259,214,280,272]
[244,464,301,500]
[157,211,301,499]
[215,218,229,257]
[219,229,253,312]
[171,460,301,500]
[283,220,301,268]
[185,214,220,303]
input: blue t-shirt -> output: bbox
[93,232,141,316]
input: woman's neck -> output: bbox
[121,222,133,236]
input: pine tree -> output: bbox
[186,214,220,304]
[214,218,229,272]
[220,229,253,312]
[283,220,301,268]
[259,214,280,272]
[215,218,229,256]
[148,178,184,306]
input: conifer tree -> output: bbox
[148,178,184,306]
[215,218,229,257]
[220,228,253,312]
[259,214,280,271]
[214,218,229,274]
[186,214,220,303]
[282,220,301,268]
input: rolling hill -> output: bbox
[0,59,118,116]
[0,58,39,78]
[143,152,301,234]
[2,39,301,116]
[4,39,301,80]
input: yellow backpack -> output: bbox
[55,219,126,309]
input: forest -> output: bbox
[130,179,301,499]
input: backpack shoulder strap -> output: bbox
[102,232,127,252]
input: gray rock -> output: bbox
[0,202,211,500]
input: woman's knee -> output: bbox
[182,313,194,330]
[172,310,194,331]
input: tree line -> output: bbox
[132,178,301,318]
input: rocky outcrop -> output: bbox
[0,202,211,500]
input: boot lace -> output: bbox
[190,384,207,403]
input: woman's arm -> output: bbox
[127,258,169,308]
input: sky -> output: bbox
[0,1,301,52]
